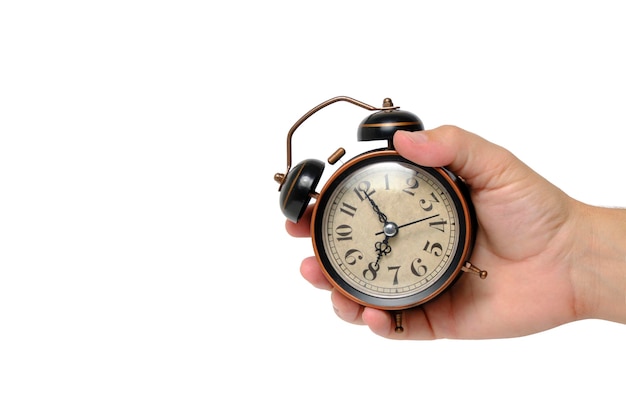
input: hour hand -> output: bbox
[373,222,398,266]
[375,239,392,257]
[374,237,391,267]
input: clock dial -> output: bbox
[312,151,472,309]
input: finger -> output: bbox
[300,256,334,290]
[393,125,516,190]
[331,290,366,326]
[362,306,439,340]
[361,307,396,337]
[284,205,313,237]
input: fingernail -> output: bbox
[404,130,428,144]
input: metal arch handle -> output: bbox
[274,96,398,189]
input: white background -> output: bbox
[1,1,625,416]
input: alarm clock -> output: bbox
[274,96,486,333]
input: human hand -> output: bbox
[285,125,619,340]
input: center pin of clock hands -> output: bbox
[363,193,398,267]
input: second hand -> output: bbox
[374,214,440,235]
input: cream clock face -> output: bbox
[312,151,471,309]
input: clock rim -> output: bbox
[311,150,475,310]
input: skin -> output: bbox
[285,126,626,340]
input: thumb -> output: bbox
[393,125,512,190]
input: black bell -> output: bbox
[278,159,325,223]
[358,98,423,149]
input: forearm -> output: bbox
[573,204,626,323]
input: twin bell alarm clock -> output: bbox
[273,96,486,333]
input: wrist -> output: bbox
[571,203,626,323]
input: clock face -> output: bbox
[312,151,472,309]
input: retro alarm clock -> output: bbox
[274,96,487,333]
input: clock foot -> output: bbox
[462,262,488,279]
[394,311,404,333]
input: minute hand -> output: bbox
[374,214,440,235]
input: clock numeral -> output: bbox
[344,249,363,266]
[429,219,448,233]
[340,202,357,217]
[411,258,428,277]
[388,265,401,286]
[335,224,353,241]
[364,264,405,285]
[362,261,380,281]
[402,176,420,196]
[420,192,440,211]
[423,240,443,257]
[353,181,375,201]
